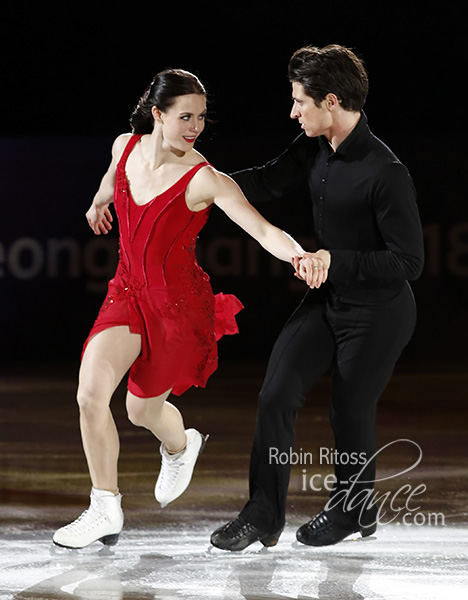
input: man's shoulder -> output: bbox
[363,127,402,164]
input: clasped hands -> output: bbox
[292,250,331,288]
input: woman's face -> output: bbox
[155,94,207,152]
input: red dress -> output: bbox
[82,134,243,398]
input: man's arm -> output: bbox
[231,133,319,203]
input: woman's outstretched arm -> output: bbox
[187,166,328,287]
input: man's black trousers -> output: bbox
[240,283,417,533]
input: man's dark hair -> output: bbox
[288,44,369,111]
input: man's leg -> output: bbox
[297,284,417,546]
[211,295,335,550]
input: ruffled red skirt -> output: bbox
[82,267,243,398]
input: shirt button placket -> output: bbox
[317,161,329,237]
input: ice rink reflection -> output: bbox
[1,521,467,599]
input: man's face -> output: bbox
[290,82,332,138]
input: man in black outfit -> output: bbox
[211,45,424,551]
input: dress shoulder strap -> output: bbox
[182,161,211,184]
[117,134,143,171]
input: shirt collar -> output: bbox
[318,110,369,157]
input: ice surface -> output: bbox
[0,523,467,600]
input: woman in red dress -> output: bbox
[52,69,326,549]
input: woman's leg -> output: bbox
[126,391,207,507]
[126,391,187,452]
[53,326,142,549]
[77,326,142,492]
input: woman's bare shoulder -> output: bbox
[189,163,239,200]
[111,133,133,158]
[192,162,235,184]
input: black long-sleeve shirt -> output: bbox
[232,112,424,304]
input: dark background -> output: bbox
[1,3,467,370]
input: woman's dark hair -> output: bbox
[288,45,369,111]
[130,69,206,134]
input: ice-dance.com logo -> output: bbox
[270,439,445,527]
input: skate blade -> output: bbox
[100,533,120,546]
[199,433,209,455]
[52,532,120,550]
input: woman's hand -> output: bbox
[84,133,128,235]
[292,250,330,288]
[86,202,113,235]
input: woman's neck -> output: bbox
[141,129,185,169]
